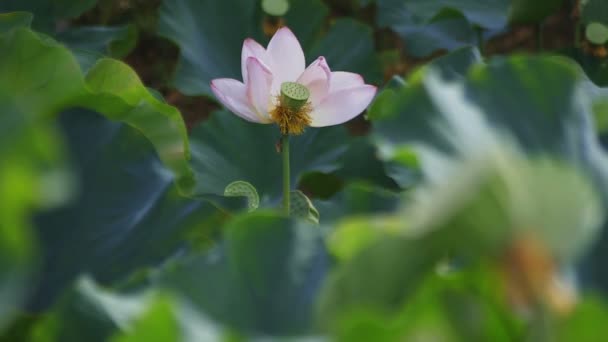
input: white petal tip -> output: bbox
[242,38,258,47]
[276,26,295,36]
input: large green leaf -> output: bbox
[368,47,481,185]
[315,182,400,225]
[377,0,476,58]
[157,1,378,194]
[318,230,459,329]
[333,137,402,190]
[157,0,263,97]
[110,295,180,342]
[157,212,328,336]
[283,0,329,51]
[333,268,518,342]
[563,48,608,87]
[368,55,608,263]
[80,59,195,192]
[0,5,137,62]
[0,23,223,326]
[29,277,149,342]
[558,297,608,342]
[0,0,97,32]
[0,26,230,310]
[427,45,483,79]
[56,24,138,59]
[370,55,608,195]
[380,0,562,29]
[377,0,563,57]
[0,101,64,331]
[397,0,510,30]
[340,47,482,188]
[0,24,347,318]
[158,0,380,97]
[581,0,608,25]
[320,55,607,327]
[0,11,32,33]
[30,271,327,341]
[319,150,603,329]
[509,0,565,24]
[28,277,209,342]
[28,109,223,310]
[0,27,194,194]
[189,110,349,204]
[309,18,382,84]
[318,158,513,323]
[0,22,71,331]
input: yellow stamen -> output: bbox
[270,82,312,135]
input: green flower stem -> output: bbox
[281,134,290,215]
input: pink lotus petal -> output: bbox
[297,56,331,106]
[310,85,377,127]
[246,57,273,122]
[329,71,365,93]
[211,78,261,123]
[267,27,305,94]
[241,38,270,83]
[218,26,377,129]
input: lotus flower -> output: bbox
[210,27,377,135]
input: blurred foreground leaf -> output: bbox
[558,297,608,342]
[157,212,328,336]
[370,54,608,203]
[333,268,519,342]
[0,26,194,194]
[320,55,607,327]
[0,101,61,331]
[29,110,224,310]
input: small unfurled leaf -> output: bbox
[290,190,320,224]
[224,181,260,212]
